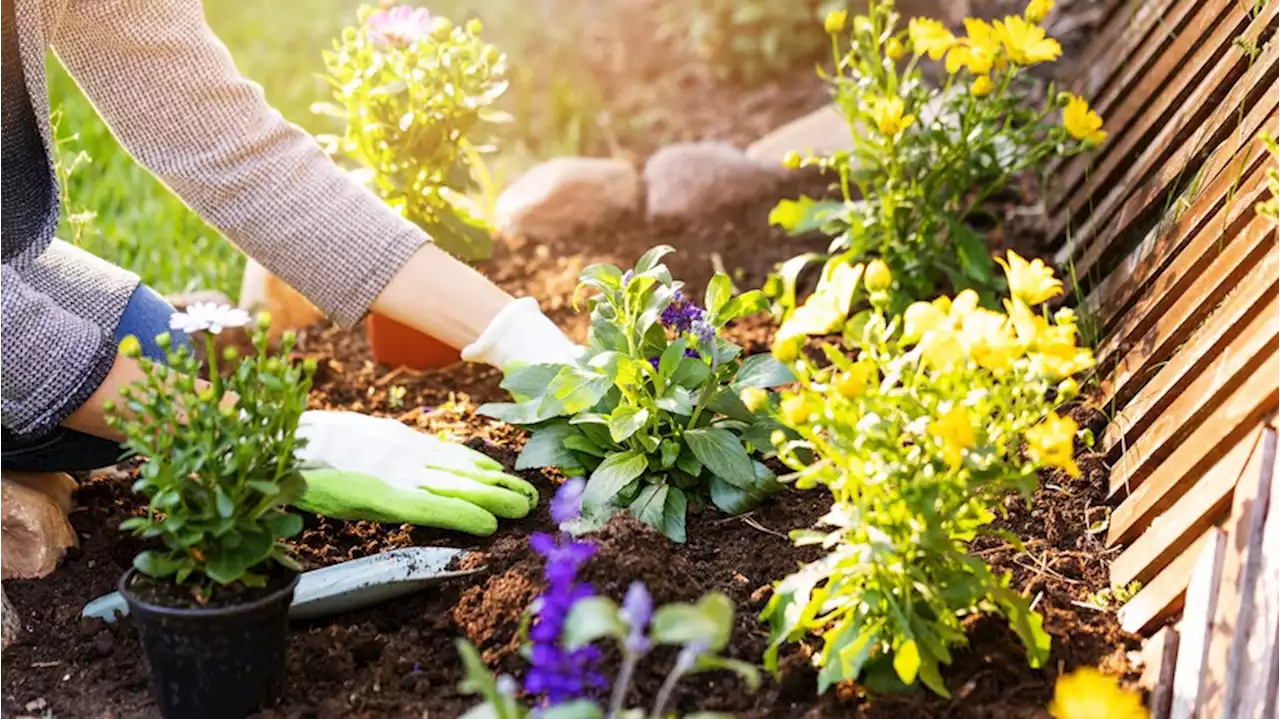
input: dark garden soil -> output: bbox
[2,2,1130,713]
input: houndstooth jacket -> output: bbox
[2,0,431,438]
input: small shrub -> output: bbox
[760,254,1093,695]
[766,0,1104,315]
[455,480,759,718]
[479,246,793,542]
[107,307,316,594]
[659,0,847,85]
[318,5,508,261]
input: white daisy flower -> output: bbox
[169,302,252,335]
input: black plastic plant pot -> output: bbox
[118,568,300,719]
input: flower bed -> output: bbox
[2,170,1137,716]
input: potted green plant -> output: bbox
[318,5,508,369]
[105,305,315,718]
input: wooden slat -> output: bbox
[1048,0,1237,216]
[1200,423,1278,716]
[1102,292,1279,460]
[1104,297,1278,490]
[1053,15,1278,271]
[1108,348,1279,541]
[1097,217,1278,411]
[1119,527,1211,634]
[1044,1,1274,249]
[1110,424,1266,587]
[1232,443,1280,717]
[1080,102,1280,330]
[1169,528,1229,719]
[1142,626,1180,719]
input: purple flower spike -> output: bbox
[690,319,716,345]
[621,270,635,286]
[366,5,432,48]
[660,290,706,334]
[684,347,700,359]
[550,477,587,526]
[621,582,653,654]
[526,530,605,705]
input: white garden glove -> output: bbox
[460,297,580,371]
[292,411,538,536]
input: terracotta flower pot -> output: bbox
[366,314,461,369]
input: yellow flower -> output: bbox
[1047,667,1148,719]
[963,308,1020,372]
[740,386,769,413]
[994,15,1062,65]
[825,9,848,34]
[971,74,994,97]
[835,362,875,399]
[117,335,142,359]
[1026,412,1081,477]
[781,395,813,427]
[1063,93,1108,144]
[996,250,1063,305]
[865,259,892,291]
[908,17,957,60]
[886,37,906,61]
[945,18,1001,75]
[903,299,949,341]
[870,96,915,137]
[929,406,976,468]
[1025,0,1054,23]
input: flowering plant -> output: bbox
[760,254,1092,695]
[766,0,1104,315]
[106,308,316,594]
[479,246,793,542]
[660,0,847,85]
[318,4,508,261]
[1047,667,1149,719]
[455,480,759,718]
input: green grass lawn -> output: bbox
[51,0,601,298]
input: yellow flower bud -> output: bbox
[222,346,239,362]
[834,364,872,399]
[741,387,770,413]
[1057,377,1079,401]
[283,330,298,345]
[780,395,812,427]
[432,17,453,41]
[103,399,116,413]
[118,335,142,359]
[782,151,803,170]
[824,9,848,34]
[198,387,216,403]
[255,311,273,331]
[155,332,172,350]
[864,259,892,292]
[885,37,906,61]
[465,18,483,35]
[971,74,994,97]
[853,16,873,36]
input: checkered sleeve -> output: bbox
[50,0,431,327]
[1,263,117,437]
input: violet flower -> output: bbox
[690,319,716,346]
[525,483,606,706]
[366,5,432,48]
[660,291,706,333]
[621,582,653,654]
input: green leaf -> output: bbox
[133,550,183,579]
[542,367,612,416]
[477,399,557,425]
[562,596,625,649]
[706,388,754,423]
[582,451,648,507]
[658,440,681,469]
[262,512,303,539]
[684,428,754,489]
[652,592,734,651]
[662,486,688,543]
[517,422,582,470]
[708,476,762,515]
[675,447,703,477]
[215,487,234,518]
[733,354,796,389]
[691,655,762,690]
[705,273,732,316]
[635,245,676,274]
[631,482,669,529]
[540,701,605,719]
[500,363,562,401]
[659,338,689,378]
[768,195,842,234]
[564,435,606,458]
[718,290,769,323]
[608,405,650,443]
[670,357,712,389]
[893,639,921,685]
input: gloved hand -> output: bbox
[461,297,582,371]
[292,411,538,536]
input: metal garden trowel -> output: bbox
[82,547,484,623]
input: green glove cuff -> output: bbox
[297,469,500,536]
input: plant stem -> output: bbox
[608,651,639,718]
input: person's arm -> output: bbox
[2,264,120,439]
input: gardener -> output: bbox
[1,0,576,577]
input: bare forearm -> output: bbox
[61,355,226,443]
[370,243,513,349]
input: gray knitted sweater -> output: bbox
[2,0,432,440]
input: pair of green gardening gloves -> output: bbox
[293,298,582,535]
[294,410,539,536]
